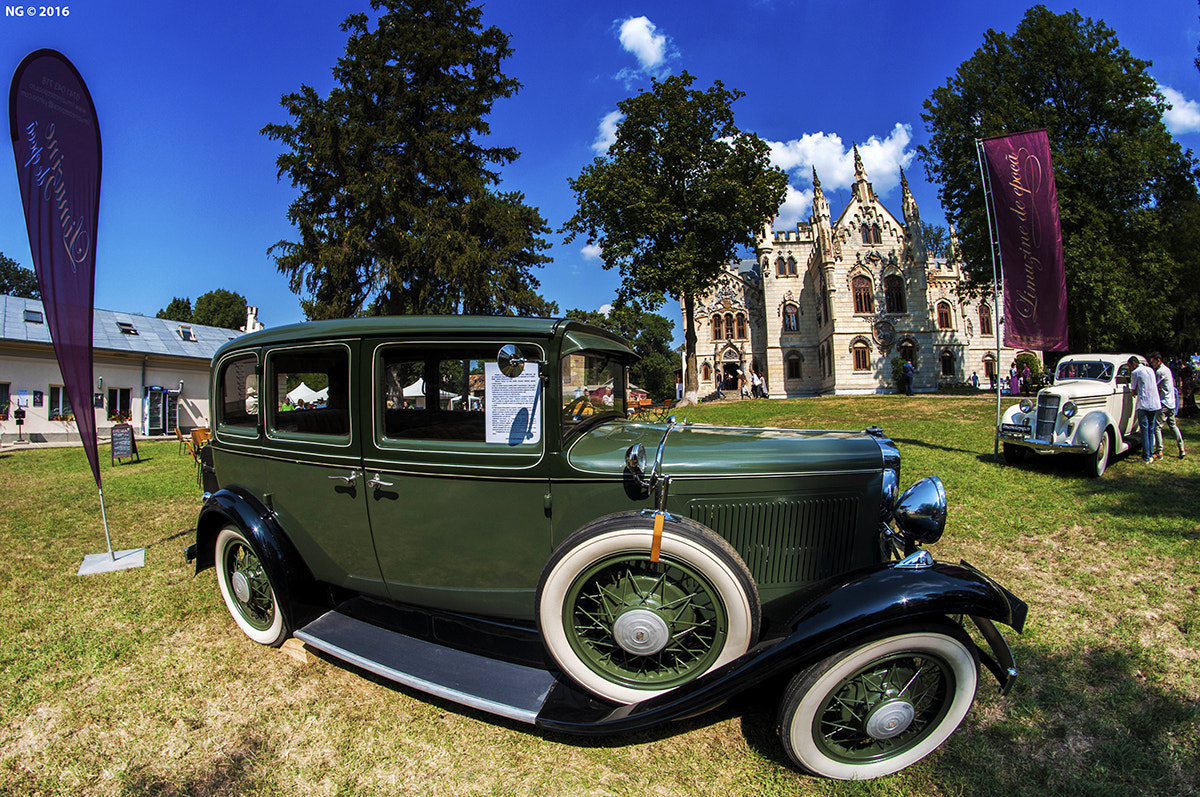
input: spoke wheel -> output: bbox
[538,513,759,704]
[215,526,288,646]
[779,626,978,780]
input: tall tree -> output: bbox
[566,303,677,401]
[920,5,1198,352]
[156,297,192,323]
[0,252,40,299]
[563,72,786,404]
[262,0,552,320]
[192,289,247,330]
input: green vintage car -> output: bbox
[188,315,1026,780]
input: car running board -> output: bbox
[294,610,560,724]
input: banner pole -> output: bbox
[98,487,114,561]
[976,139,1004,462]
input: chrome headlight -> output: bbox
[1019,398,1033,413]
[880,468,899,521]
[893,476,947,545]
[1062,400,1077,419]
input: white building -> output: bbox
[689,148,1036,397]
[0,294,247,444]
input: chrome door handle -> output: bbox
[367,474,394,489]
[328,471,358,486]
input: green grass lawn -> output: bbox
[0,397,1196,796]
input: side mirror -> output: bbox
[498,344,530,378]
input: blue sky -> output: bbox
[3,0,1199,335]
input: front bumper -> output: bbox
[998,431,1088,454]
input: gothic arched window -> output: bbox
[736,313,747,339]
[853,275,873,314]
[786,256,797,276]
[776,257,787,277]
[937,301,953,330]
[940,349,956,378]
[724,313,735,340]
[852,341,870,372]
[979,303,993,336]
[884,275,907,313]
[783,304,799,332]
[786,352,802,380]
[711,315,723,341]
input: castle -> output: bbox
[688,147,1036,397]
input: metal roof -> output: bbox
[0,294,243,361]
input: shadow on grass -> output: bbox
[735,641,1199,796]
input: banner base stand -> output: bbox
[77,548,145,576]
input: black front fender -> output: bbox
[535,558,1026,735]
[191,487,321,626]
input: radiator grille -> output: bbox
[689,497,859,587]
[1035,395,1060,439]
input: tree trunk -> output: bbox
[682,292,700,405]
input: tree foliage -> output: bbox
[566,303,677,401]
[563,72,786,402]
[920,5,1199,353]
[192,289,247,330]
[0,252,40,299]
[262,0,553,320]
[156,297,192,323]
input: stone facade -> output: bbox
[689,147,1037,397]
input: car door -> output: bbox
[1113,362,1136,438]
[259,340,387,598]
[360,339,552,620]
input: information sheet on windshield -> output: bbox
[485,362,542,445]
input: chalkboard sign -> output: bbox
[110,423,140,465]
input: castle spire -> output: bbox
[901,167,926,267]
[851,143,874,202]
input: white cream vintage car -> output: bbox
[999,353,1140,477]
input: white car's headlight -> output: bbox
[1062,400,1077,419]
[1019,398,1033,413]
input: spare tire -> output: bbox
[536,511,760,704]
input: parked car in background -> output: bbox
[999,353,1139,477]
[188,316,1026,780]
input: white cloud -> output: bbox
[764,124,916,228]
[592,110,623,154]
[598,303,613,316]
[774,185,814,229]
[618,16,668,70]
[1159,84,1200,135]
[614,16,676,83]
[581,243,603,261]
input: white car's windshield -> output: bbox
[1056,361,1113,382]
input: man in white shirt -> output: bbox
[1128,356,1162,464]
[1150,352,1185,459]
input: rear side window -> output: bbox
[217,354,259,433]
[378,345,540,446]
[268,346,351,440]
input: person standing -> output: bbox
[1129,356,1162,464]
[903,360,915,396]
[1150,352,1186,458]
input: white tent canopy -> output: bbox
[286,382,328,404]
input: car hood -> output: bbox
[1039,380,1125,401]
[566,420,888,477]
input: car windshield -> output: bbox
[1056,361,1114,382]
[561,351,629,441]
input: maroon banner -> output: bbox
[981,129,1068,351]
[9,50,103,485]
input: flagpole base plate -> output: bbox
[77,548,145,576]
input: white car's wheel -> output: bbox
[778,626,979,780]
[214,526,288,646]
[537,512,760,705]
[1084,428,1111,477]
